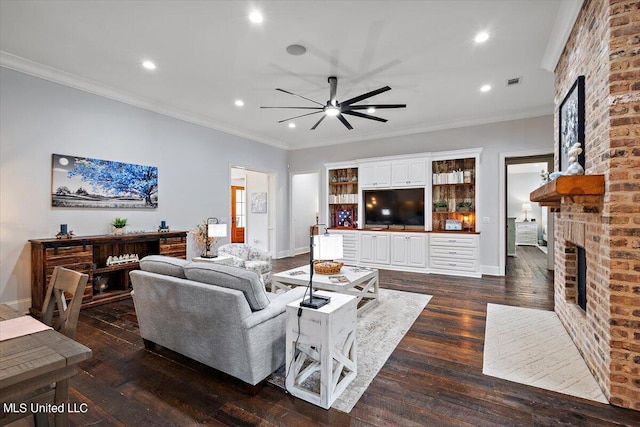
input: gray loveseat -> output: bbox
[130,255,306,386]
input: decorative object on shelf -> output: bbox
[445,219,462,231]
[564,142,585,176]
[195,217,227,258]
[55,224,74,239]
[93,275,109,294]
[433,200,448,212]
[250,192,267,213]
[457,201,473,213]
[331,175,338,183]
[558,76,585,171]
[549,171,563,180]
[303,225,343,308]
[111,217,128,233]
[51,153,158,209]
[336,209,354,227]
[158,220,170,232]
[521,203,532,222]
[351,175,358,182]
[106,253,139,266]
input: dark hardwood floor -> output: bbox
[11,246,640,426]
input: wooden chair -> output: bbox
[41,266,88,339]
[34,266,88,426]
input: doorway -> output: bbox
[290,171,320,256]
[504,154,553,269]
[231,185,245,243]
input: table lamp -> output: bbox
[202,217,227,258]
[301,228,343,309]
[521,203,532,222]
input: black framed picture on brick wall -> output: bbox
[558,75,585,172]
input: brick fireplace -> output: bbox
[553,0,640,410]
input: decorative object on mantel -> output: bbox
[558,76,585,171]
[565,142,585,176]
[106,253,139,266]
[549,171,563,180]
[540,169,550,185]
[55,223,74,239]
[51,153,158,208]
[158,220,170,232]
[111,217,127,233]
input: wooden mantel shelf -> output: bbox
[530,175,605,205]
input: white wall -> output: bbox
[291,173,319,254]
[508,170,544,222]
[245,170,270,253]
[287,115,554,275]
[0,69,289,310]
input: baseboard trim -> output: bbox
[1,298,31,314]
[482,265,502,276]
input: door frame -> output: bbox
[498,149,553,276]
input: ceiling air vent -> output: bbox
[507,77,521,86]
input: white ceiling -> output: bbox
[0,1,571,150]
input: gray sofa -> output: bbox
[130,255,306,386]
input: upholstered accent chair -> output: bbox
[218,243,272,286]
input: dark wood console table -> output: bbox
[29,231,187,317]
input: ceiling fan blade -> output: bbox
[342,110,388,123]
[336,113,354,130]
[341,86,391,106]
[328,76,338,105]
[347,103,406,110]
[260,106,323,109]
[310,115,326,130]
[277,110,323,123]
[275,88,324,106]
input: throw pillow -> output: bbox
[184,262,270,311]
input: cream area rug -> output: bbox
[268,288,432,412]
[483,303,608,403]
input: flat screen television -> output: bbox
[364,188,425,226]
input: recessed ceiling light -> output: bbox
[475,32,489,43]
[249,10,263,23]
[367,107,376,114]
[142,60,156,70]
[480,84,491,92]
[234,99,244,107]
[288,123,296,128]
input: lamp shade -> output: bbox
[207,223,227,238]
[521,203,532,212]
[313,234,343,260]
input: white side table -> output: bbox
[285,291,357,409]
[192,255,234,265]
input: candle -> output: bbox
[161,220,166,229]
[60,224,68,235]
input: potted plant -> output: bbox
[457,201,474,213]
[433,200,448,212]
[111,217,128,233]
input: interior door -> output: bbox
[231,185,245,243]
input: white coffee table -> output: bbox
[272,264,379,316]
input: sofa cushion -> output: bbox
[139,255,189,278]
[184,262,270,311]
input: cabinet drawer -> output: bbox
[430,257,478,271]
[430,246,477,259]
[430,234,477,248]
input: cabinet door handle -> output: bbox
[449,251,456,254]
[448,263,456,266]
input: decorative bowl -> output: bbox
[313,260,344,275]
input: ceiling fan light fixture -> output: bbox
[325,106,340,116]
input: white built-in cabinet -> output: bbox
[429,233,479,277]
[332,229,359,263]
[390,233,426,267]
[358,162,391,188]
[391,159,426,186]
[359,233,390,264]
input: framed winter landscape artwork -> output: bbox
[51,154,158,208]
[250,192,267,213]
[558,75,585,171]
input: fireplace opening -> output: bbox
[577,246,587,311]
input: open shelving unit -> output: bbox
[29,231,187,316]
[328,167,359,228]
[431,157,477,232]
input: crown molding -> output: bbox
[0,51,290,150]
[541,0,584,72]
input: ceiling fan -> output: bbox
[261,76,406,130]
